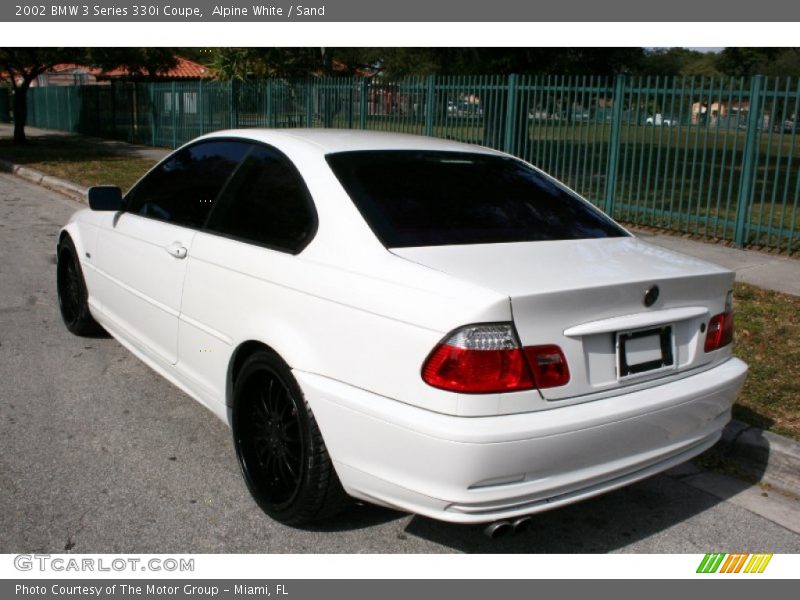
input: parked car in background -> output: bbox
[447,100,483,119]
[528,109,554,121]
[57,129,747,532]
[646,113,677,126]
[571,109,591,122]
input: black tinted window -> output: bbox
[206,145,316,253]
[126,140,250,228]
[326,151,627,247]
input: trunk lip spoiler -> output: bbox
[563,306,709,338]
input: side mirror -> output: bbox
[87,186,123,211]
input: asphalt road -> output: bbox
[1,172,799,554]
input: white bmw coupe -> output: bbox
[57,129,747,530]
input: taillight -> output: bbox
[524,345,571,388]
[422,324,534,393]
[705,291,735,352]
[421,324,569,393]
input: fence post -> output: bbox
[93,87,100,135]
[171,81,178,148]
[196,79,203,136]
[306,79,314,127]
[346,78,354,129]
[110,84,116,138]
[266,79,274,128]
[66,87,72,131]
[44,86,50,129]
[734,75,764,247]
[424,74,436,136]
[504,74,519,154]
[229,79,240,129]
[359,78,368,129]
[128,83,139,143]
[150,84,156,147]
[604,74,626,215]
[204,82,211,132]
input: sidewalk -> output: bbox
[634,230,800,297]
[0,122,170,162]
[2,123,799,297]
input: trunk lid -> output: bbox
[392,237,734,400]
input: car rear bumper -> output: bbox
[295,357,748,524]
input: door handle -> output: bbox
[165,243,188,259]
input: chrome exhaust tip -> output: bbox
[483,520,513,539]
[512,516,532,533]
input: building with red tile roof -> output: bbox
[100,57,214,80]
[25,57,214,87]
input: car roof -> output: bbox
[198,128,503,156]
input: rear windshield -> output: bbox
[326,150,627,248]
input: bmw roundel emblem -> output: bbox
[644,285,660,307]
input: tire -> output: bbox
[232,349,349,525]
[57,236,103,336]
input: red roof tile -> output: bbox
[31,57,214,81]
[101,57,213,79]
[49,63,104,75]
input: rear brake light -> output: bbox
[704,312,734,352]
[524,345,571,388]
[705,291,734,352]
[422,324,534,393]
[421,324,570,393]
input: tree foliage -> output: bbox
[0,47,179,143]
[204,47,800,80]
[373,48,648,77]
[207,48,373,79]
[0,47,89,143]
[87,48,179,79]
[717,47,800,78]
[638,48,722,77]
[206,47,648,79]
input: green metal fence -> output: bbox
[25,74,800,253]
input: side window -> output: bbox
[126,140,250,228]
[206,145,317,253]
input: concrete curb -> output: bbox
[711,419,800,497]
[0,159,87,203]
[40,174,87,203]
[2,155,800,499]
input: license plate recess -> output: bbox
[617,325,675,379]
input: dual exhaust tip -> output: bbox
[483,516,532,539]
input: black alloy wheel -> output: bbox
[232,349,348,525]
[240,368,305,510]
[56,236,103,336]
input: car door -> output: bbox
[176,142,318,402]
[93,139,250,365]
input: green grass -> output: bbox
[0,134,157,191]
[732,282,800,440]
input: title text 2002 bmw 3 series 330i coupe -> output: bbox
[56,129,748,528]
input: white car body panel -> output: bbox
[176,230,510,416]
[93,214,196,365]
[297,357,746,523]
[59,129,748,523]
[393,237,734,401]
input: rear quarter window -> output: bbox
[204,144,317,254]
[326,150,628,248]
